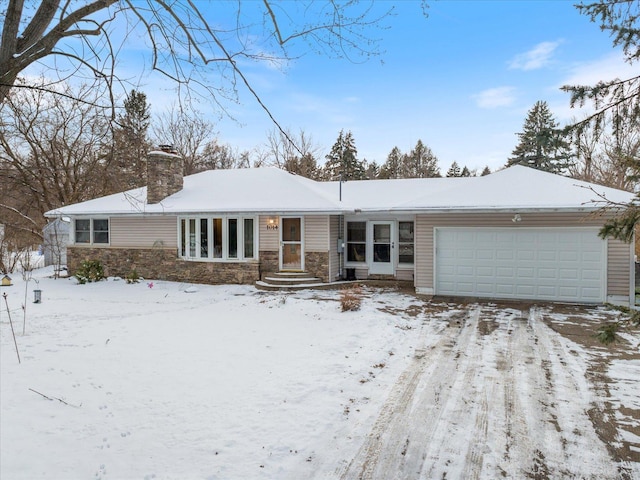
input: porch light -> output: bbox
[267,217,279,230]
[512,214,522,223]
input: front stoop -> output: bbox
[256,271,324,291]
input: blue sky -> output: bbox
[46,1,640,173]
[203,0,635,173]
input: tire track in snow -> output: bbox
[338,303,627,480]
[340,304,482,480]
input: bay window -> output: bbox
[179,216,256,261]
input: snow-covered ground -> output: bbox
[1,268,638,479]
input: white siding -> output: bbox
[608,238,632,296]
[305,216,329,252]
[111,216,177,248]
[259,215,279,251]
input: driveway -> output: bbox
[336,300,640,480]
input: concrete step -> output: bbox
[265,271,314,279]
[257,271,331,291]
[263,276,322,286]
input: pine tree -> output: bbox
[364,159,380,179]
[460,166,471,177]
[506,100,572,174]
[109,89,151,190]
[446,161,461,177]
[323,130,365,181]
[379,146,403,179]
[404,139,440,178]
[481,166,491,176]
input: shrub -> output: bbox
[75,260,105,284]
[340,284,362,312]
[125,269,140,284]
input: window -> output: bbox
[200,219,209,258]
[213,218,222,258]
[398,221,414,264]
[179,216,256,261]
[75,219,109,245]
[189,219,196,257]
[228,219,238,259]
[180,219,186,256]
[347,221,366,263]
[75,219,90,244]
[244,218,255,259]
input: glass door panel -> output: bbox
[370,222,393,274]
[281,218,303,270]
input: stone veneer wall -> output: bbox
[305,252,329,282]
[68,247,259,284]
[259,250,279,280]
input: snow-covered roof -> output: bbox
[45,165,635,217]
[328,166,635,212]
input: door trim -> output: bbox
[369,221,394,275]
[279,216,304,271]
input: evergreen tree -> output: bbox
[284,153,320,179]
[481,165,491,176]
[446,161,461,177]
[563,1,640,137]
[564,1,640,243]
[379,146,403,179]
[460,166,472,177]
[404,139,440,178]
[323,130,365,180]
[506,100,572,174]
[364,159,380,179]
[109,89,151,190]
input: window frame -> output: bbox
[178,215,257,262]
[346,221,367,264]
[398,221,415,265]
[73,218,110,246]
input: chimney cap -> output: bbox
[158,144,178,154]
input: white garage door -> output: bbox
[435,228,605,303]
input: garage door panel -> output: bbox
[477,266,494,276]
[497,250,515,260]
[435,228,605,303]
[559,251,579,261]
[496,266,515,277]
[559,269,579,280]
[517,267,535,278]
[538,268,557,279]
[457,265,474,276]
[477,249,494,260]
[458,282,475,293]
[581,287,601,299]
[538,251,556,261]
[582,269,601,280]
[476,283,494,294]
[582,251,602,262]
[496,284,515,295]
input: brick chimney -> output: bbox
[147,146,184,204]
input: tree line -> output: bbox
[1,0,639,262]
[0,79,637,263]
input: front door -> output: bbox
[280,217,303,271]
[370,221,394,275]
